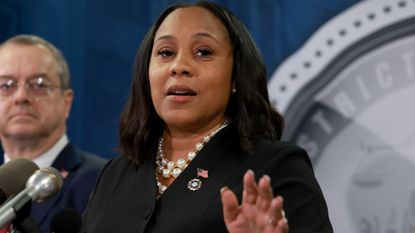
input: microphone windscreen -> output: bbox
[0,158,39,197]
[40,167,64,191]
[26,167,64,203]
[50,208,82,233]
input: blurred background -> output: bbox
[0,0,359,159]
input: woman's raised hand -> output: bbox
[221,170,288,233]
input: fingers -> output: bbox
[257,175,273,212]
[257,174,288,233]
[266,196,285,222]
[220,186,240,225]
[277,218,289,233]
[242,170,276,215]
[264,196,289,233]
[270,218,289,233]
[242,169,257,205]
[222,170,289,233]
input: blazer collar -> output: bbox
[51,143,82,171]
[31,143,83,225]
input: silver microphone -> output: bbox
[0,167,63,228]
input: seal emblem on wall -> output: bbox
[268,1,415,232]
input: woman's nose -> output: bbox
[169,54,193,77]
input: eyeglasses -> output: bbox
[0,76,61,98]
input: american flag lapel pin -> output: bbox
[197,168,209,179]
[60,169,69,179]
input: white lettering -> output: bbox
[375,62,393,89]
[355,75,371,101]
[311,111,333,135]
[401,51,415,80]
[334,92,356,118]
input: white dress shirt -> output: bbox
[3,134,69,168]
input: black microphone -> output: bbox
[0,167,63,228]
[50,208,83,233]
[0,158,39,204]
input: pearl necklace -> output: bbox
[156,120,230,195]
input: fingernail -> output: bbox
[247,169,254,176]
[262,174,271,182]
[277,195,284,202]
[220,186,228,194]
[283,217,288,224]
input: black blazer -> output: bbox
[83,127,332,233]
[29,143,107,233]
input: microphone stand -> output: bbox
[9,200,42,233]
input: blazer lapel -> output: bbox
[31,144,82,225]
[91,155,157,233]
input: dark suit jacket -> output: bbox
[26,143,107,233]
[83,127,333,233]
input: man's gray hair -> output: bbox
[0,34,71,90]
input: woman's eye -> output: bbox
[157,49,174,57]
[195,48,212,57]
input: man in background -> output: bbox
[0,34,107,232]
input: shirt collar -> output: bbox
[4,134,69,168]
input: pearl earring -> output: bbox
[232,88,237,93]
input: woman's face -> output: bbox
[149,7,234,132]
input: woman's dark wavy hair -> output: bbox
[119,1,284,164]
